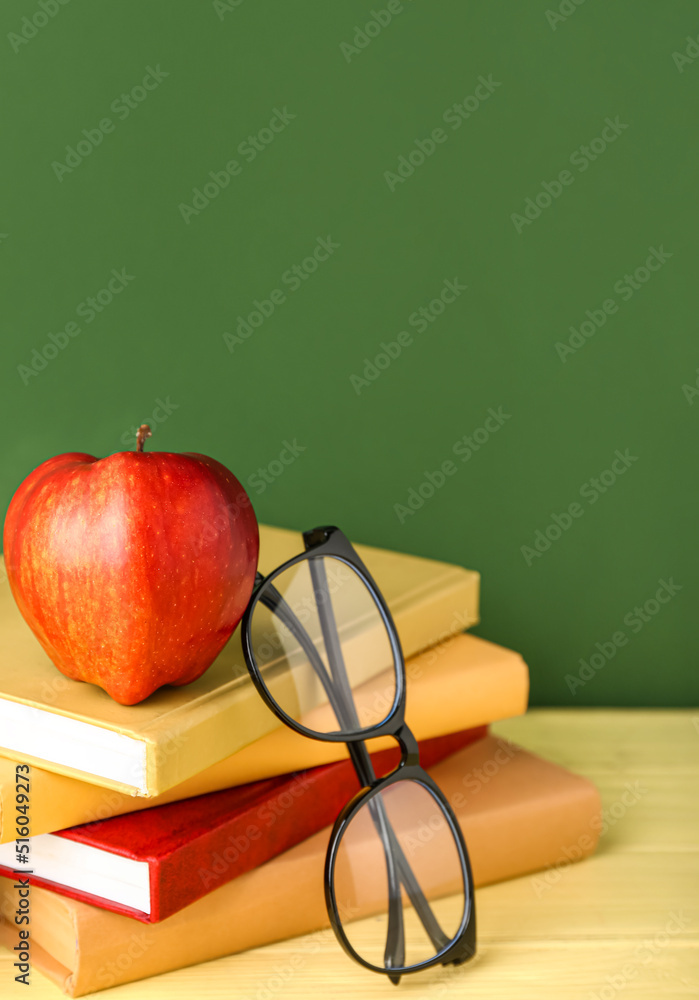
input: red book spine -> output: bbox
[0,727,486,922]
[152,727,485,921]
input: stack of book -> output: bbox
[0,525,600,996]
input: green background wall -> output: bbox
[2,1,697,707]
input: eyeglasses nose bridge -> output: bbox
[394,724,420,769]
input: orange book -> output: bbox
[0,633,529,842]
[0,735,601,996]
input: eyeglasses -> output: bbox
[240,526,476,982]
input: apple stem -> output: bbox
[136,424,152,453]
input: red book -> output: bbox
[0,726,485,922]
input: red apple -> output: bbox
[3,425,259,705]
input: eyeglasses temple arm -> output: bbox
[257,573,405,971]
[307,559,408,972]
[256,584,341,717]
[258,574,452,956]
[308,559,451,959]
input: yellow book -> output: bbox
[0,525,479,798]
[0,632,529,842]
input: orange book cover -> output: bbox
[0,632,529,843]
[0,735,601,996]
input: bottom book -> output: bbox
[0,734,601,997]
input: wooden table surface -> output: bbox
[1,709,697,998]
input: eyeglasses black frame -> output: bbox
[240,525,476,983]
